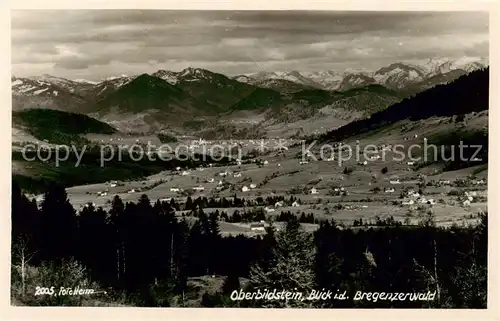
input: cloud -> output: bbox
[11,10,489,80]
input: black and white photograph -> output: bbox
[9,9,490,309]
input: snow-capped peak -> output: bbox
[152,70,180,84]
[74,79,99,85]
[105,74,129,81]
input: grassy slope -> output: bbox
[319,68,489,142]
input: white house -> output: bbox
[463,200,471,207]
[206,178,215,183]
[402,199,414,205]
[277,163,281,167]
[219,171,228,177]
[409,191,420,198]
[250,223,266,232]
[192,186,205,191]
[127,189,135,194]
[233,172,242,178]
[176,166,181,171]
[385,188,395,193]
[292,201,300,207]
[418,197,428,204]
[170,187,181,192]
[407,161,415,165]
[310,187,319,195]
[181,171,190,176]
[110,183,117,188]
[299,161,309,165]
[275,201,284,208]
[250,184,257,189]
[264,207,275,213]
[241,186,250,192]
[263,160,269,165]
[218,180,223,185]
[390,180,401,185]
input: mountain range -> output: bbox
[11,57,488,137]
[237,57,489,91]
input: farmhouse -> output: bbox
[241,186,250,192]
[192,186,205,191]
[127,189,135,194]
[233,172,242,178]
[170,187,181,192]
[206,178,215,183]
[385,188,395,193]
[463,200,471,207]
[390,180,401,185]
[418,197,428,204]
[408,191,420,198]
[264,207,275,213]
[465,191,477,197]
[275,201,284,208]
[250,184,257,189]
[299,161,309,165]
[250,222,266,232]
[181,171,190,176]
[263,160,269,165]
[292,201,300,207]
[310,187,319,195]
[407,161,415,165]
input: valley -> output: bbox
[9,10,490,309]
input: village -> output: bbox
[36,133,487,238]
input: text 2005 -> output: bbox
[35,286,55,296]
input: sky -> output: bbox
[11,10,489,81]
